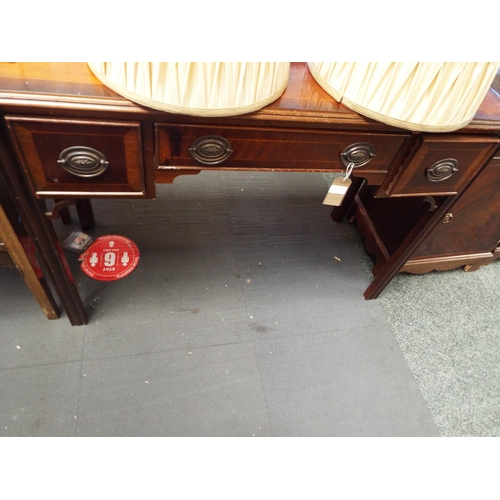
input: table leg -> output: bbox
[363,195,456,300]
[0,125,88,325]
[75,199,95,230]
[0,203,60,319]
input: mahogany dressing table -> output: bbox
[1,62,499,325]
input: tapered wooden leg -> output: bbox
[0,204,60,319]
[0,125,88,325]
[363,195,456,300]
[76,199,95,230]
[57,203,72,225]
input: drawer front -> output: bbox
[156,124,409,185]
[386,134,500,196]
[6,116,146,198]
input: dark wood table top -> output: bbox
[1,62,499,133]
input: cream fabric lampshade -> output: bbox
[88,62,290,117]
[308,62,500,132]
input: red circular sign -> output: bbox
[80,235,140,281]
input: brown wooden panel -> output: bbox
[412,156,500,258]
[401,253,495,274]
[156,124,409,184]
[387,135,499,196]
[5,116,147,198]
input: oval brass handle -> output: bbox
[442,213,453,223]
[57,146,109,178]
[340,142,376,168]
[426,158,459,182]
[189,136,233,165]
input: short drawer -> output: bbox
[156,124,410,185]
[6,116,147,198]
[385,134,500,196]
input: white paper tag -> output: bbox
[322,177,352,206]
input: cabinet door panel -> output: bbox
[413,155,500,257]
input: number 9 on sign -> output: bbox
[104,252,116,267]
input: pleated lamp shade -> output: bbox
[308,62,500,132]
[88,62,290,117]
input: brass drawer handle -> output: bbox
[57,146,109,178]
[426,158,459,182]
[189,135,233,165]
[442,213,454,223]
[340,142,376,168]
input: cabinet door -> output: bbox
[412,153,500,258]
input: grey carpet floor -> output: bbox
[366,250,500,437]
[0,170,497,436]
[341,222,500,437]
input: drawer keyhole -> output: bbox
[442,213,454,223]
